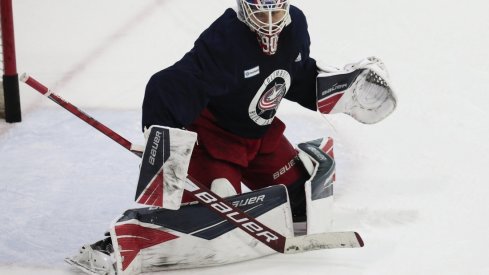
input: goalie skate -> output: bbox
[65,238,116,275]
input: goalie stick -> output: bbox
[20,73,364,254]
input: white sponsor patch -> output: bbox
[244,66,260,78]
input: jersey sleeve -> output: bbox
[284,9,318,111]
[142,50,210,130]
[142,14,237,130]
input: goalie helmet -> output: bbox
[236,0,290,55]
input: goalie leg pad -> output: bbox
[109,185,294,274]
[135,126,197,209]
[210,178,238,198]
[297,137,335,234]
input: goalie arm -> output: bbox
[283,15,319,111]
[285,54,318,111]
[142,29,239,132]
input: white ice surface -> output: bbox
[1,0,489,274]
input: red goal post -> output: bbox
[0,0,21,123]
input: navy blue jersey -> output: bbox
[142,6,318,138]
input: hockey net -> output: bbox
[0,6,4,119]
[0,0,21,122]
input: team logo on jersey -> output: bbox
[249,69,291,126]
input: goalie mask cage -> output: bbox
[0,0,21,123]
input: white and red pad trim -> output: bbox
[135,169,164,206]
[317,91,345,114]
[135,126,196,210]
[110,185,295,274]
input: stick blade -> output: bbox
[284,231,364,254]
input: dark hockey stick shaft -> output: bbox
[20,73,292,252]
[21,73,364,253]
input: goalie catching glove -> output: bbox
[317,56,397,124]
[135,126,197,210]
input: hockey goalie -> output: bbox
[65,1,396,274]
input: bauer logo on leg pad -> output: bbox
[135,126,196,209]
[111,186,293,272]
[135,127,170,207]
[119,185,289,240]
[148,130,163,166]
[193,189,279,243]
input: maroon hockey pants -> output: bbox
[182,110,309,203]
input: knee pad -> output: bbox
[210,178,238,198]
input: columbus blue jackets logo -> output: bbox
[249,70,291,126]
[258,83,286,113]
